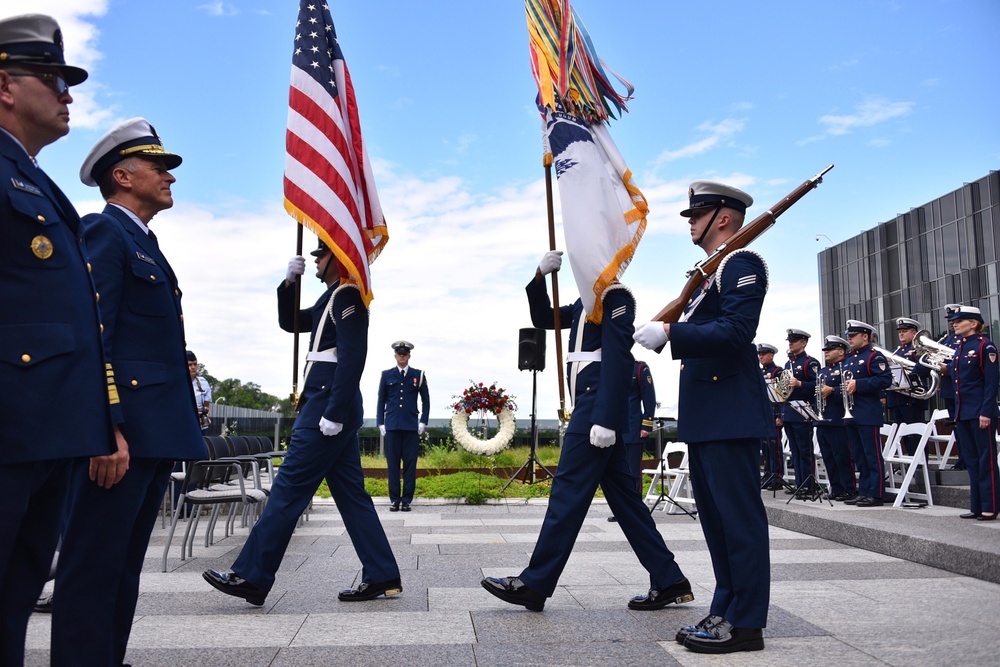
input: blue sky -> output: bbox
[9,0,998,419]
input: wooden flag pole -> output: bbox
[543,153,568,423]
[291,224,303,408]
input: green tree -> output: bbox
[213,378,282,411]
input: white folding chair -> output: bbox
[812,431,830,492]
[924,409,957,470]
[883,422,934,507]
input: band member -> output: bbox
[842,320,892,507]
[482,251,693,614]
[887,317,928,455]
[936,306,966,470]
[633,181,771,654]
[816,336,857,500]
[782,329,820,496]
[757,343,784,489]
[947,306,999,520]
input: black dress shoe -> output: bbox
[607,516,618,522]
[389,502,400,512]
[33,594,53,614]
[977,513,997,521]
[401,503,411,512]
[684,620,764,654]
[627,578,694,610]
[338,578,402,601]
[959,512,981,519]
[481,576,545,611]
[202,569,266,606]
[844,495,863,505]
[675,614,724,644]
[856,497,883,507]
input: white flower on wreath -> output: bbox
[451,409,516,456]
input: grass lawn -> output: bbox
[314,444,653,504]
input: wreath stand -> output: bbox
[503,369,553,490]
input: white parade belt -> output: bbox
[305,349,338,363]
[566,350,601,362]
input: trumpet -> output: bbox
[873,344,940,400]
[815,376,826,415]
[842,369,855,419]
[915,332,956,370]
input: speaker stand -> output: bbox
[503,369,553,490]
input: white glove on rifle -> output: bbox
[286,255,306,282]
[633,322,669,350]
[590,424,616,448]
[319,417,342,436]
[538,251,563,276]
[418,423,426,435]
[379,425,386,436]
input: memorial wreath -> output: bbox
[450,382,517,456]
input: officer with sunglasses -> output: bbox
[0,14,117,666]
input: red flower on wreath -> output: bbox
[450,380,517,415]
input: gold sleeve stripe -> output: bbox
[106,363,120,404]
[641,419,654,427]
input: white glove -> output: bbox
[633,322,669,350]
[286,255,306,282]
[538,250,563,276]
[319,417,343,436]
[590,424,616,448]
[418,423,426,435]
[378,424,386,436]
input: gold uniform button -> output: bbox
[87,262,92,272]
[36,214,45,222]
[150,274,156,281]
[21,354,31,363]
[100,324,104,333]
[712,376,718,381]
[680,364,685,370]
[131,379,138,386]
[95,292,100,302]
[179,314,184,321]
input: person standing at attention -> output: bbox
[376,340,429,512]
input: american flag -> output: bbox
[284,1,387,305]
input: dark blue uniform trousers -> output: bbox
[846,425,884,500]
[52,458,172,667]
[233,426,398,591]
[954,419,1000,516]
[784,423,815,489]
[384,429,419,505]
[624,441,643,494]
[815,427,856,496]
[688,440,770,629]
[518,431,686,598]
[0,461,68,667]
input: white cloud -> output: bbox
[653,118,746,164]
[818,97,914,136]
[197,2,239,17]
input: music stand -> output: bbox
[646,418,698,520]
[503,369,553,490]
[785,472,834,506]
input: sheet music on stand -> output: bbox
[889,365,912,391]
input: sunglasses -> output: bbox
[8,71,69,95]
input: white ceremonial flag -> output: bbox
[544,106,647,323]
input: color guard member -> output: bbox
[204,239,402,604]
[482,251,693,614]
[633,181,771,654]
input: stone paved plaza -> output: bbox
[26,491,1000,666]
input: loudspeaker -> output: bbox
[518,327,546,371]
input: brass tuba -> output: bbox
[915,331,956,370]
[873,343,940,400]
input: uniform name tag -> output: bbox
[11,177,43,196]
[135,251,157,265]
